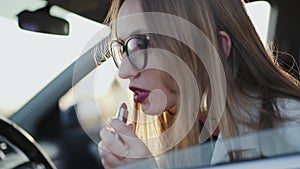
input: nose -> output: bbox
[118,56,138,80]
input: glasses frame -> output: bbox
[110,34,149,70]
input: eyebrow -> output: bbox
[117,29,148,41]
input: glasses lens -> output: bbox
[111,41,123,68]
[127,36,148,69]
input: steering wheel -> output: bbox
[0,116,56,169]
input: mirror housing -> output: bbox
[18,4,69,35]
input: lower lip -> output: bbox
[134,92,150,103]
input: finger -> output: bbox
[100,127,129,157]
[98,141,109,153]
[108,118,138,138]
[109,119,143,151]
[99,145,123,168]
[101,158,111,169]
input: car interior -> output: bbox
[0,0,299,169]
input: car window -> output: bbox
[115,124,300,169]
[245,1,271,44]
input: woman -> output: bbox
[97,0,300,168]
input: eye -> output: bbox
[127,37,147,54]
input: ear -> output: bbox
[218,31,232,58]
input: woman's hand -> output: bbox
[98,118,152,168]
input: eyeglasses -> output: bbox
[110,34,149,70]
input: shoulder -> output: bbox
[211,98,300,165]
[277,98,300,119]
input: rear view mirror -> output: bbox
[17,4,69,35]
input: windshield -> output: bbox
[0,0,105,117]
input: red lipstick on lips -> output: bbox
[129,87,150,103]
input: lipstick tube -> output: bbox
[115,103,128,141]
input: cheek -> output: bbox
[160,72,179,94]
[145,70,179,94]
[140,70,179,115]
[159,72,179,109]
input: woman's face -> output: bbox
[115,0,179,115]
